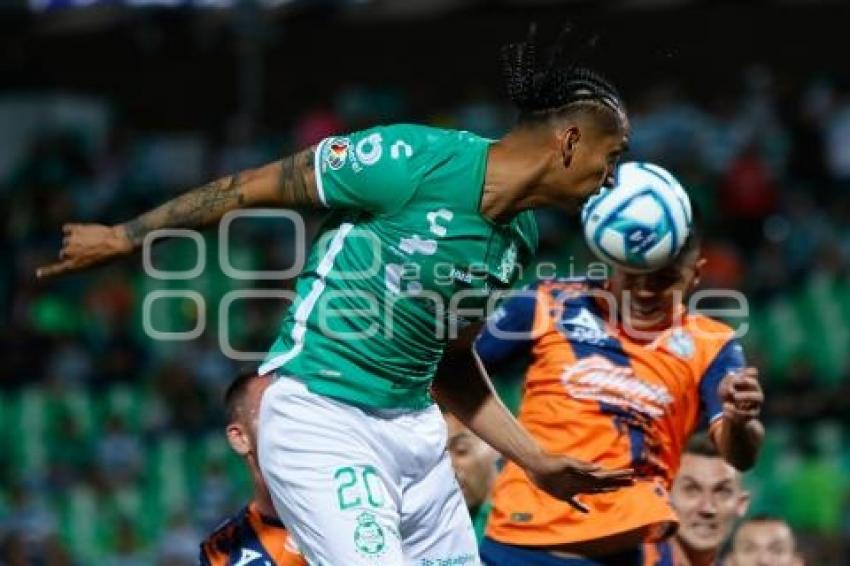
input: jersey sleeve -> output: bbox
[698,339,746,428]
[198,541,215,566]
[314,125,424,215]
[474,287,538,369]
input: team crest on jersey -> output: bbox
[354,511,386,557]
[323,137,350,171]
[666,328,695,359]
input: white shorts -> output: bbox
[258,375,479,566]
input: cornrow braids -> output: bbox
[502,24,624,125]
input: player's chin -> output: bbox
[624,308,669,331]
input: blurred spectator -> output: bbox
[766,358,831,424]
[101,516,149,566]
[698,241,745,290]
[156,512,200,566]
[194,460,236,531]
[47,411,94,488]
[96,415,143,484]
[45,338,92,388]
[153,361,213,435]
[293,106,344,148]
[716,144,779,246]
[0,484,58,559]
[825,94,850,183]
[0,532,29,566]
[454,89,509,139]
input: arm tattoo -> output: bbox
[120,146,318,247]
[123,173,244,246]
[278,147,318,207]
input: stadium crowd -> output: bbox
[1,65,850,564]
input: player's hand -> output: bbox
[525,453,634,513]
[718,367,763,424]
[36,223,134,279]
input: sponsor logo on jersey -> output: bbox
[497,241,518,283]
[233,547,266,566]
[354,511,386,557]
[558,307,608,345]
[355,132,383,166]
[324,137,350,171]
[560,355,674,418]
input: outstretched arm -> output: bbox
[37,146,319,278]
[711,367,765,471]
[432,325,633,513]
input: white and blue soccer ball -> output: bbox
[581,161,692,273]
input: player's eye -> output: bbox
[715,487,733,499]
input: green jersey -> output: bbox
[259,124,538,409]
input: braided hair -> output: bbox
[502,24,625,129]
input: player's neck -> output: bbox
[248,459,277,519]
[482,131,551,223]
[253,485,277,520]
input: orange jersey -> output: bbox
[644,540,690,566]
[475,279,744,547]
[199,502,306,566]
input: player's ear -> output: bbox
[736,489,751,517]
[559,125,581,168]
[226,423,251,456]
[691,257,707,291]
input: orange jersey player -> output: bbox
[200,372,306,566]
[474,213,764,566]
[200,502,304,566]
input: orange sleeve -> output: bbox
[199,541,228,566]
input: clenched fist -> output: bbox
[718,367,763,424]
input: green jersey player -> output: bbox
[39,33,633,564]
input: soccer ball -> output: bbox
[581,162,692,273]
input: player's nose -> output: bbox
[696,497,717,516]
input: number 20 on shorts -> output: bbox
[334,466,385,511]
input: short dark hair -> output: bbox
[224,369,263,423]
[735,515,797,547]
[671,201,704,266]
[502,24,625,128]
[684,433,720,458]
[741,514,791,525]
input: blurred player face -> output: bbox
[671,453,749,555]
[607,248,704,331]
[226,375,272,457]
[728,520,802,566]
[444,412,498,510]
[552,114,629,210]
